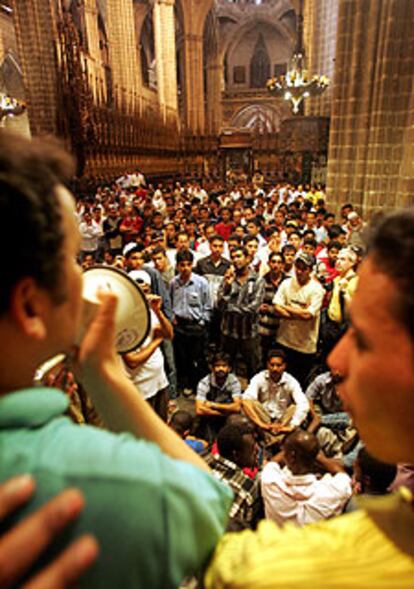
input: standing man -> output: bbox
[206,210,414,588]
[78,210,101,261]
[273,252,324,387]
[257,252,286,366]
[218,246,264,378]
[170,249,212,395]
[215,207,235,241]
[195,234,231,346]
[151,246,175,288]
[103,204,122,256]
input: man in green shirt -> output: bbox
[0,131,232,588]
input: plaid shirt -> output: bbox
[217,271,264,339]
[204,453,263,528]
[257,272,286,337]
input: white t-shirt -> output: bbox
[274,276,324,354]
[261,462,352,526]
[123,310,168,400]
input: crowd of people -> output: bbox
[1,131,414,588]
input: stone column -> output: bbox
[327,0,414,214]
[84,0,100,62]
[0,17,5,64]
[303,0,339,117]
[153,0,178,117]
[106,0,140,110]
[11,0,59,135]
[205,60,222,134]
[183,32,205,133]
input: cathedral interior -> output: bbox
[1,0,413,214]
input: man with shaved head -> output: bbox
[261,430,351,526]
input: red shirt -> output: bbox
[215,222,235,241]
[120,215,143,242]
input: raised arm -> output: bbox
[73,293,210,473]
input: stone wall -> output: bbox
[327,0,414,215]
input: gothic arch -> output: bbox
[0,50,25,99]
[218,1,297,60]
[250,33,270,88]
[230,103,283,134]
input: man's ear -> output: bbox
[9,278,48,340]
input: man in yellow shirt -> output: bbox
[206,210,414,588]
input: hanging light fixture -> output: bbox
[0,93,26,122]
[267,0,329,114]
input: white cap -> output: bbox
[128,270,151,286]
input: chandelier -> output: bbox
[0,93,26,122]
[266,1,329,114]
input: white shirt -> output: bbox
[196,240,211,258]
[243,370,309,426]
[79,220,101,252]
[123,310,168,400]
[261,462,352,526]
[274,276,324,354]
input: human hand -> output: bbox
[72,291,119,381]
[147,295,162,314]
[152,326,165,340]
[0,476,98,588]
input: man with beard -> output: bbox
[195,352,242,443]
[218,246,264,378]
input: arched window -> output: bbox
[250,33,270,88]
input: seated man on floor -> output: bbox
[169,410,208,455]
[205,423,263,530]
[261,429,352,527]
[345,446,397,512]
[196,352,242,443]
[242,349,309,446]
[306,369,358,462]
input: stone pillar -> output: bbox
[11,0,59,135]
[327,0,414,214]
[106,0,140,110]
[183,33,205,133]
[205,61,222,134]
[153,0,178,117]
[84,0,101,62]
[0,19,5,64]
[303,0,339,117]
[395,79,414,208]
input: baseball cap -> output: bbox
[295,251,315,267]
[128,269,151,286]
